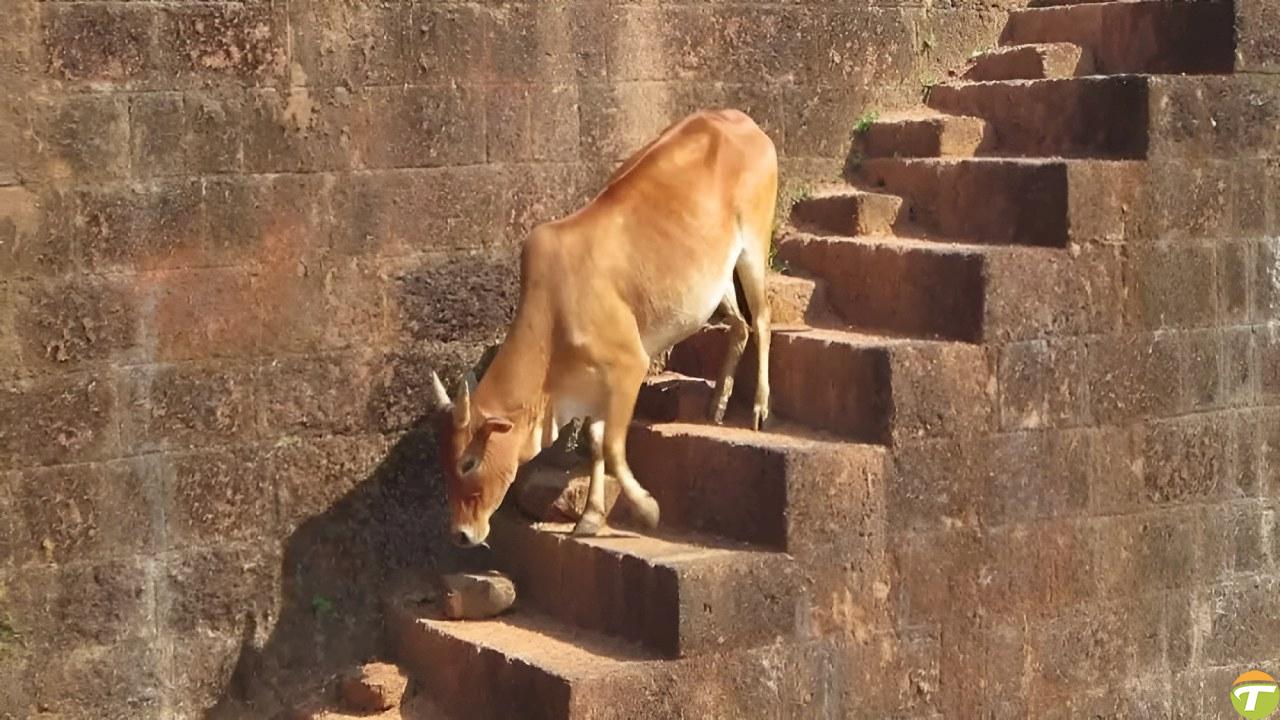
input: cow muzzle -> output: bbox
[451,524,490,549]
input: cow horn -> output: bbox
[453,375,472,429]
[429,371,452,410]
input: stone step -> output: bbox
[662,326,993,445]
[850,157,1144,247]
[1002,1,1234,75]
[637,372,714,424]
[927,76,1149,159]
[789,187,904,235]
[489,514,795,658]
[765,272,831,326]
[627,421,887,554]
[389,600,838,720]
[962,42,1094,81]
[853,112,989,159]
[775,232,988,342]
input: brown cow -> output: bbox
[429,109,778,546]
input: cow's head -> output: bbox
[429,371,519,548]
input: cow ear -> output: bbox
[482,416,514,435]
[452,377,471,429]
[463,371,479,393]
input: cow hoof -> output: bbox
[752,405,770,431]
[572,510,605,537]
[630,493,661,529]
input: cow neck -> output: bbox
[473,304,551,462]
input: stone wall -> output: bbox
[0,1,1016,717]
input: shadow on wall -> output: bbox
[200,422,483,720]
[202,345,510,719]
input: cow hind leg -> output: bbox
[736,232,772,431]
[708,278,750,425]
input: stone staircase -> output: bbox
[384,2,1240,717]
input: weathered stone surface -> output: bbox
[513,464,621,523]
[440,572,517,621]
[7,1,1280,716]
[338,662,408,713]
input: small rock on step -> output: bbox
[513,463,620,523]
[338,662,409,713]
[440,571,517,620]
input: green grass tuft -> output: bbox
[853,110,880,135]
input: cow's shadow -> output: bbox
[202,420,496,719]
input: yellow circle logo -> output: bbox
[1233,670,1280,719]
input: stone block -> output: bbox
[440,572,517,621]
[267,434,390,533]
[145,267,269,362]
[184,90,245,173]
[1236,0,1280,72]
[24,94,130,182]
[255,354,373,438]
[363,86,485,170]
[167,448,275,547]
[365,346,485,433]
[513,464,621,523]
[12,275,142,369]
[130,92,184,178]
[1028,596,1164,704]
[201,172,329,266]
[1219,241,1257,326]
[385,250,519,347]
[3,560,152,652]
[986,242,1125,342]
[1140,415,1234,505]
[405,3,489,84]
[9,460,158,566]
[24,639,165,720]
[73,180,204,272]
[238,87,363,174]
[1263,325,1280,405]
[118,362,256,453]
[997,338,1089,431]
[1257,238,1280,323]
[1202,576,1280,665]
[980,520,1094,617]
[486,84,581,163]
[40,3,153,83]
[986,430,1090,527]
[1089,510,1199,598]
[1126,242,1217,330]
[0,373,117,469]
[289,0,407,87]
[338,662,408,713]
[1085,332,1180,425]
[161,546,279,636]
[327,167,507,257]
[0,186,76,279]
[889,436,988,535]
[891,528,981,626]
[154,3,286,86]
[889,341,995,442]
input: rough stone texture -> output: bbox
[6,0,1280,718]
[514,464,622,523]
[338,663,409,713]
[439,572,518,621]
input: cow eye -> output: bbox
[458,456,478,476]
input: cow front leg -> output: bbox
[604,363,660,529]
[572,419,608,537]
